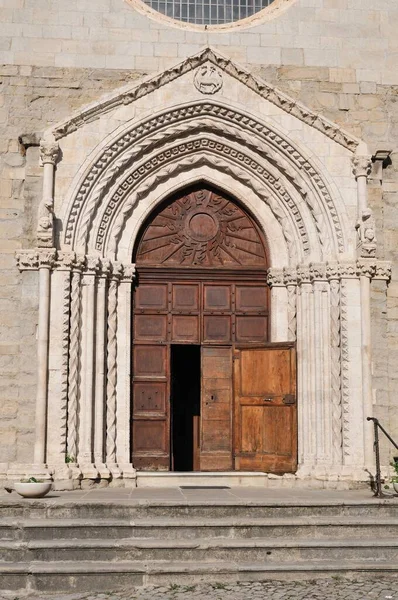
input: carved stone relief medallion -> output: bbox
[194,64,223,95]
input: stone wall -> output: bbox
[0,0,397,472]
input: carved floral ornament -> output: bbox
[15,249,390,283]
[266,260,392,286]
[15,250,136,281]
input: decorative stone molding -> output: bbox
[330,277,342,464]
[266,260,391,286]
[340,281,351,460]
[352,155,372,180]
[194,63,223,95]
[39,139,59,166]
[51,48,360,152]
[64,102,344,257]
[109,154,299,262]
[91,140,309,257]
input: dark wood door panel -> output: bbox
[135,284,168,311]
[133,381,166,415]
[203,316,231,343]
[235,316,268,343]
[171,315,200,343]
[172,284,199,311]
[133,345,168,379]
[134,314,167,342]
[235,285,268,313]
[203,285,231,311]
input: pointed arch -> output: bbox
[60,100,349,265]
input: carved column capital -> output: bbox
[39,139,60,166]
[310,263,326,281]
[374,260,392,281]
[266,268,284,287]
[121,264,136,283]
[326,262,340,281]
[284,267,298,286]
[357,259,376,278]
[57,251,77,271]
[297,265,312,285]
[85,255,101,275]
[71,254,86,272]
[110,261,123,281]
[38,248,57,269]
[352,155,372,180]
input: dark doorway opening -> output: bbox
[170,345,201,471]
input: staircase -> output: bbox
[1,493,398,592]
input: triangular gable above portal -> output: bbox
[50,47,360,152]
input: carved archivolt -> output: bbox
[107,153,299,262]
[51,48,360,153]
[63,101,345,260]
[95,141,309,259]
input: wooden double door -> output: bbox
[131,185,296,474]
[131,276,297,473]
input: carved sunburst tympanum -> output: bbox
[136,188,267,267]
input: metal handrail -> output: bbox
[367,417,398,497]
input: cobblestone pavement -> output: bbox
[1,578,398,600]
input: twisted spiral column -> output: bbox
[106,264,122,466]
[67,261,84,460]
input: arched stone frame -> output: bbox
[12,51,393,488]
[59,99,351,263]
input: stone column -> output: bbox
[326,262,343,467]
[106,262,123,482]
[358,259,376,469]
[266,268,288,342]
[94,259,111,479]
[296,265,315,473]
[78,256,100,480]
[38,139,59,248]
[46,252,75,487]
[67,255,85,469]
[352,156,374,470]
[34,249,56,467]
[116,264,136,484]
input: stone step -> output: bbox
[0,559,397,592]
[2,516,398,541]
[1,500,398,520]
[1,537,397,563]
[0,517,398,541]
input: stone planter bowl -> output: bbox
[14,482,52,498]
[393,482,398,494]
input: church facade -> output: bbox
[1,0,397,488]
